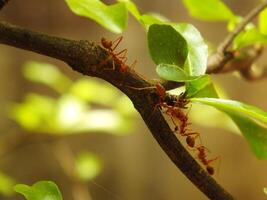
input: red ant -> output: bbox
[101,36,136,73]
[166,106,201,148]
[195,145,219,175]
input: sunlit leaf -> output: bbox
[227,16,242,32]
[263,187,267,195]
[0,171,15,196]
[69,78,120,106]
[191,98,267,158]
[9,94,56,131]
[56,95,88,131]
[117,0,140,19]
[14,181,62,200]
[139,13,168,29]
[65,0,128,33]
[234,27,267,49]
[75,152,102,181]
[113,95,137,117]
[259,8,267,35]
[173,23,208,76]
[67,109,133,134]
[186,75,218,98]
[147,24,188,67]
[189,104,240,134]
[183,0,235,21]
[23,62,72,93]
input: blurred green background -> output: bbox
[1,0,267,199]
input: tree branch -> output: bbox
[207,0,267,73]
[0,21,234,200]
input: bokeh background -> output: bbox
[1,0,267,199]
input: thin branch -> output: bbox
[207,0,267,73]
[0,21,234,200]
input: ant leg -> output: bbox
[184,131,202,145]
[124,85,156,91]
[129,60,137,71]
[167,114,180,133]
[111,36,123,51]
[115,48,127,59]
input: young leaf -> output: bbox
[259,8,267,35]
[75,152,102,181]
[65,0,128,33]
[191,98,267,158]
[186,75,218,98]
[156,64,196,82]
[0,171,15,196]
[23,61,72,93]
[172,23,208,76]
[140,13,168,29]
[117,0,141,19]
[234,27,267,49]
[183,0,235,21]
[147,24,188,67]
[69,78,121,106]
[14,181,62,200]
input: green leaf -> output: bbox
[147,24,188,67]
[189,104,240,134]
[9,94,56,131]
[75,152,102,181]
[191,98,267,158]
[65,0,128,33]
[186,75,218,98]
[156,64,196,82]
[14,181,62,200]
[173,23,208,76]
[183,0,235,21]
[0,171,15,196]
[139,13,168,29]
[227,16,242,32]
[23,62,72,93]
[69,78,120,106]
[263,187,267,195]
[259,8,267,35]
[117,0,140,19]
[234,27,267,49]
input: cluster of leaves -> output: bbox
[64,0,267,159]
[14,153,101,200]
[14,181,63,200]
[7,61,136,199]
[12,153,101,199]
[10,61,136,134]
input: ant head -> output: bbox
[206,166,214,175]
[186,136,195,148]
[101,38,112,49]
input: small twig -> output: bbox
[0,0,10,10]
[240,64,267,81]
[0,21,234,200]
[207,0,267,73]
